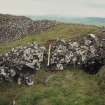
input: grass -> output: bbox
[0,69,105,105]
[0,23,104,105]
[0,23,99,54]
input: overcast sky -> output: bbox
[0,0,105,17]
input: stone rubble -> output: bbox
[0,43,46,85]
[48,34,105,73]
[0,34,105,85]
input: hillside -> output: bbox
[29,16,105,26]
[0,23,105,105]
[0,23,100,53]
[0,14,56,43]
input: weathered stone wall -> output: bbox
[0,34,105,86]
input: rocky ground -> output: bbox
[0,21,105,105]
[0,34,105,86]
[0,14,56,43]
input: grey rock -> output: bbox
[48,34,105,73]
[0,42,46,85]
[0,33,105,85]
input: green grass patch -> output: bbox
[0,70,105,105]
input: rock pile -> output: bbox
[48,34,105,73]
[0,14,56,43]
[0,34,105,85]
[0,43,46,85]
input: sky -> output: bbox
[0,0,105,17]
